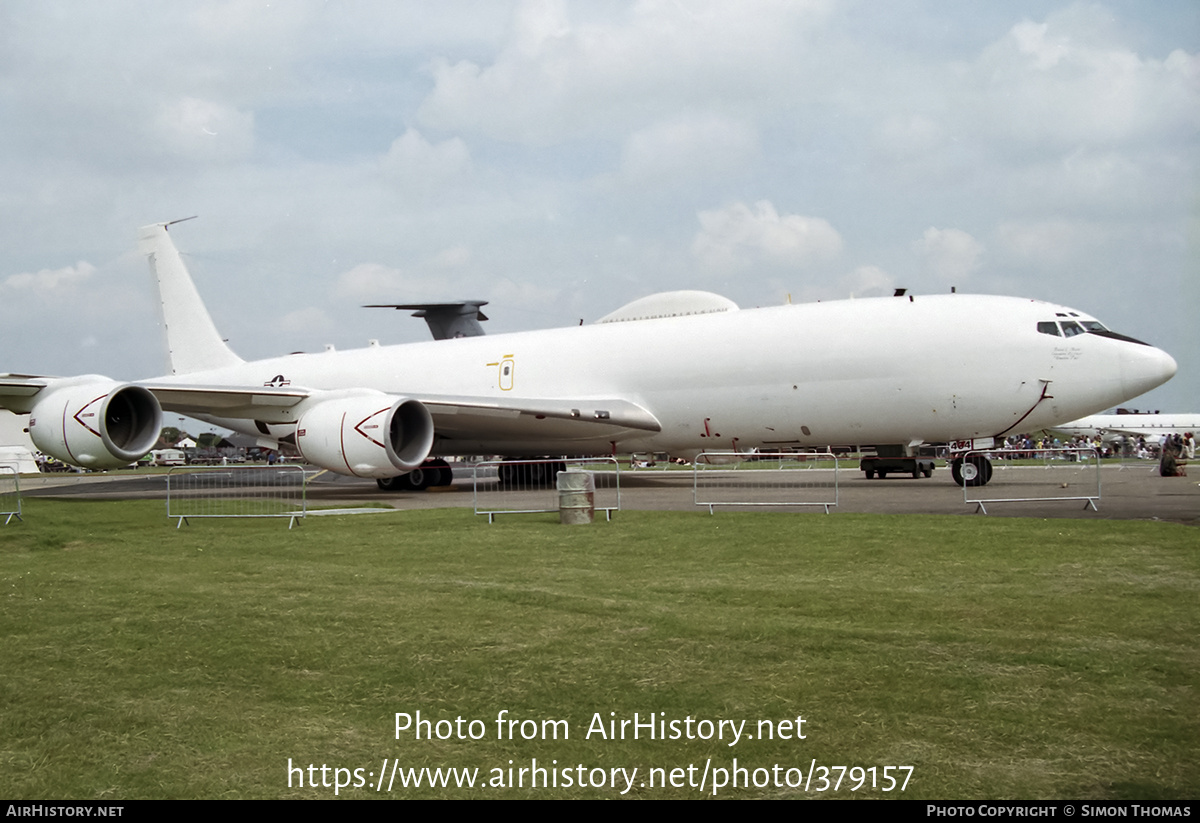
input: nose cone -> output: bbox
[1121,343,1177,399]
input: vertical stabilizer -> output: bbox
[139,221,243,375]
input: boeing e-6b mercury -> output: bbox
[0,222,1178,487]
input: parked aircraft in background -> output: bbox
[0,221,1178,487]
[1052,412,1199,442]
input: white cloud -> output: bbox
[912,227,984,284]
[617,114,759,186]
[381,128,472,190]
[691,201,842,273]
[336,263,423,302]
[972,7,1200,147]
[430,246,472,269]
[416,0,831,144]
[274,306,334,336]
[994,219,1102,269]
[488,277,562,314]
[154,97,255,161]
[334,256,474,304]
[2,262,97,293]
[840,265,895,298]
[874,114,944,159]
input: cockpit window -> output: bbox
[1038,317,1147,345]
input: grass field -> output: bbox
[1,499,1196,799]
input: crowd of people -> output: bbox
[1159,432,1194,477]
[998,431,1195,469]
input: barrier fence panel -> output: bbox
[472,458,620,522]
[692,452,839,514]
[0,466,20,524]
[963,448,1100,514]
[166,465,309,528]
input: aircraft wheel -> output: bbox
[392,468,434,491]
[378,463,445,492]
[911,466,921,478]
[498,460,561,487]
[424,458,453,487]
[951,455,993,487]
[498,461,529,487]
[923,465,934,478]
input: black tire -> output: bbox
[376,469,431,491]
[498,460,561,488]
[865,468,876,479]
[423,459,452,487]
[951,455,993,487]
[498,462,533,487]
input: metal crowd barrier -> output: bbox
[471,457,621,523]
[166,465,309,528]
[962,448,1100,514]
[0,466,21,525]
[692,452,839,514]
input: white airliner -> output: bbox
[0,221,1178,488]
[1052,413,1199,442]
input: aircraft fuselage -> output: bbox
[161,293,1176,458]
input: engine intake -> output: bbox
[295,392,434,478]
[29,377,163,469]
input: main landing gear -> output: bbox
[950,454,993,487]
[376,458,453,491]
[496,460,567,487]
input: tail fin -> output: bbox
[139,220,243,375]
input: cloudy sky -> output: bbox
[1,0,1196,413]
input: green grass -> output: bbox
[1,500,1196,799]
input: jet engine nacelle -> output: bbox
[295,391,434,478]
[28,376,163,469]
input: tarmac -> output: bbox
[14,459,1199,526]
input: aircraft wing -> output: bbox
[0,374,60,413]
[142,384,312,422]
[144,382,662,436]
[0,375,313,421]
[0,374,52,401]
[417,394,661,436]
[145,383,660,432]
[4,373,660,432]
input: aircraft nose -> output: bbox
[1121,343,1177,398]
